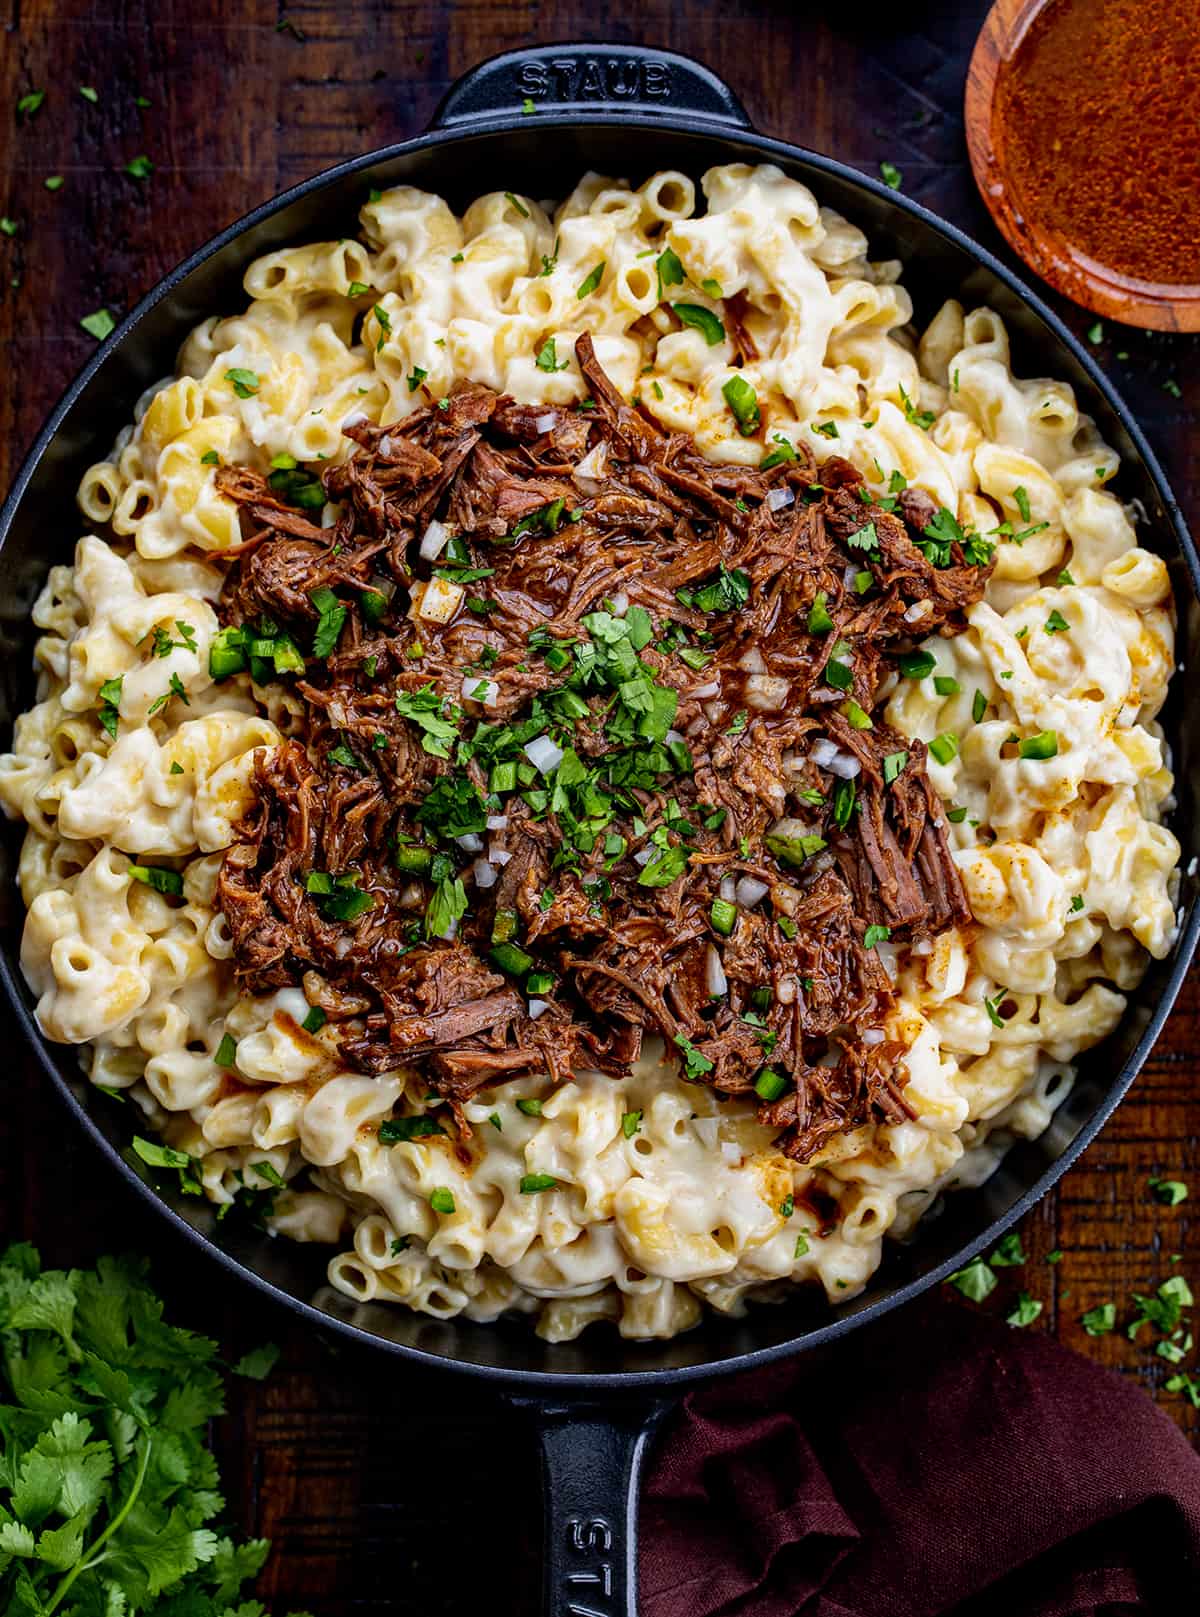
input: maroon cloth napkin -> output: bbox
[642,1295,1200,1616]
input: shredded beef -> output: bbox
[214,336,991,1161]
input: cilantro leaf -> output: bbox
[673,1034,714,1079]
[310,587,347,659]
[394,685,460,759]
[232,1343,281,1380]
[946,1256,996,1302]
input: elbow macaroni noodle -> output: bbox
[0,166,1182,1339]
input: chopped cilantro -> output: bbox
[224,366,259,398]
[80,308,116,340]
[946,1255,996,1302]
[310,586,347,658]
[535,336,568,372]
[1149,1177,1189,1206]
[990,1231,1026,1267]
[576,261,605,298]
[1006,1291,1042,1327]
[674,1034,714,1079]
[1081,1301,1117,1336]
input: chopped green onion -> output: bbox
[721,375,760,435]
[710,897,737,936]
[490,941,534,977]
[520,1174,557,1194]
[673,302,725,345]
[807,592,834,634]
[754,1069,788,1101]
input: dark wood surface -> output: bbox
[1,4,1197,1611]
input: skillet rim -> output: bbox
[3,99,1197,1391]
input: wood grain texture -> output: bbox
[0,3,1196,1609]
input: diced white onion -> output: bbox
[398,882,423,909]
[486,815,509,831]
[774,881,803,917]
[488,843,512,867]
[419,520,449,560]
[735,876,769,908]
[664,728,684,746]
[843,564,860,589]
[904,600,932,624]
[766,486,795,511]
[693,1116,720,1150]
[721,1140,741,1165]
[523,734,563,774]
[702,699,724,726]
[810,738,860,779]
[411,575,463,623]
[327,698,349,727]
[633,845,656,866]
[705,944,728,998]
[692,680,720,699]
[379,435,395,458]
[534,412,557,434]
[435,917,458,943]
[455,832,483,854]
[771,816,814,843]
[461,676,498,708]
[745,673,790,711]
[875,941,899,979]
[340,409,369,430]
[738,646,766,674]
[719,876,737,903]
[863,1028,886,1045]
[912,938,933,956]
[472,858,498,889]
[528,998,550,1020]
[610,591,629,616]
[776,975,798,1005]
[572,440,609,492]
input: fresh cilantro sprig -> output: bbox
[0,1242,311,1616]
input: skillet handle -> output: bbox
[511,1394,676,1617]
[430,45,751,131]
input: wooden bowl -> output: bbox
[966,0,1200,332]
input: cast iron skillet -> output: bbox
[2,44,1197,1616]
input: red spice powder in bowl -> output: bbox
[966,0,1200,330]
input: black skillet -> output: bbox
[1,44,1197,1617]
